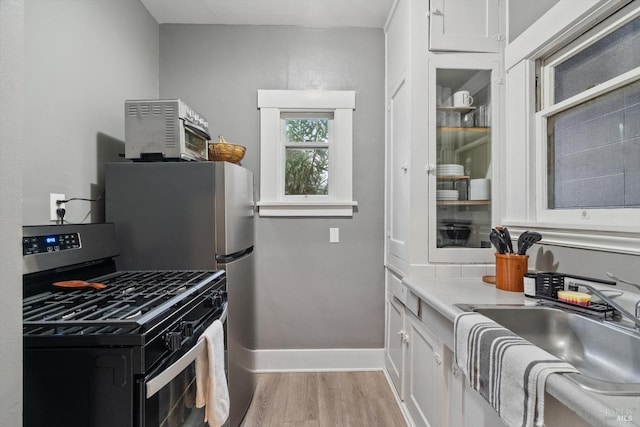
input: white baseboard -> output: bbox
[253,348,385,373]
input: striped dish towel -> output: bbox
[454,312,579,427]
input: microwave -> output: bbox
[125,99,211,161]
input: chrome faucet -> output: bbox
[606,272,640,325]
[578,283,640,330]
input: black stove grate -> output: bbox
[23,270,223,335]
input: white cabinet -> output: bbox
[428,55,502,264]
[385,0,504,272]
[428,0,504,53]
[385,0,417,274]
[446,345,504,427]
[387,76,411,273]
[384,272,451,427]
[404,312,449,427]
[385,289,406,399]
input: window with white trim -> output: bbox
[257,90,357,217]
[535,3,640,228]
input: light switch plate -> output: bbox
[330,227,339,243]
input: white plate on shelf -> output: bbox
[437,190,459,201]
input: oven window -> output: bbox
[185,129,208,158]
[146,362,206,427]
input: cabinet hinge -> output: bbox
[493,34,505,42]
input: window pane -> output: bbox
[285,148,329,195]
[554,15,640,103]
[547,80,640,209]
[285,119,329,143]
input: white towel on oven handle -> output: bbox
[195,319,229,427]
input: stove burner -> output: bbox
[23,270,223,335]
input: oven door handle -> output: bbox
[146,302,227,398]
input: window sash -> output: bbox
[540,4,640,110]
[280,114,334,199]
[533,3,640,228]
[535,67,640,226]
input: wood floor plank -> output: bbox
[240,371,407,427]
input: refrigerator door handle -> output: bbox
[216,246,254,263]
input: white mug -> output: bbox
[453,90,473,107]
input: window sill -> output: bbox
[502,221,640,256]
[257,200,358,217]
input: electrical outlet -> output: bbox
[50,193,66,222]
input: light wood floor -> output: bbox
[240,371,407,427]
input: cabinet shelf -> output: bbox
[437,127,489,132]
[437,200,491,206]
[436,175,469,181]
[436,106,476,113]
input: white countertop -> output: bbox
[403,276,640,427]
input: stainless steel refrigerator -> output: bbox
[105,161,256,427]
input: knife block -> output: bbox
[495,253,529,292]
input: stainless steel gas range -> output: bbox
[22,223,227,427]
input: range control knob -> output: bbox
[181,321,196,338]
[206,291,224,309]
[164,332,182,351]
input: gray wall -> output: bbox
[530,244,640,294]
[2,1,157,423]
[159,25,386,349]
[23,0,159,225]
[1,2,24,425]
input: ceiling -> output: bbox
[140,0,395,28]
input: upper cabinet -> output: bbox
[428,56,501,263]
[384,0,504,274]
[429,0,504,53]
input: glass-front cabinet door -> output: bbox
[428,58,499,263]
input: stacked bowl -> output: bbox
[469,179,490,200]
[436,189,459,201]
[436,164,464,177]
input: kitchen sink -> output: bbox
[455,304,640,395]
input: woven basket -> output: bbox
[208,136,246,163]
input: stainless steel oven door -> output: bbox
[141,303,227,427]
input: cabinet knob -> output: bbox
[434,353,442,366]
[427,8,442,17]
[400,165,408,173]
[453,366,460,378]
[425,164,436,174]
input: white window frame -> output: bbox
[503,0,640,255]
[257,90,357,217]
[535,3,640,227]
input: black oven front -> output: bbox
[23,270,227,427]
[140,303,228,427]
